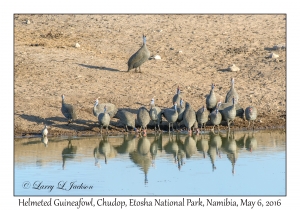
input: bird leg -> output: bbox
[227,120,231,130]
[139,66,142,73]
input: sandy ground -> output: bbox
[14,14,286,137]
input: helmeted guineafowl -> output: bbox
[137,107,151,131]
[173,86,184,106]
[116,110,136,132]
[127,34,150,73]
[245,106,257,130]
[196,105,210,132]
[162,103,179,132]
[223,98,236,130]
[206,83,217,112]
[41,125,48,137]
[218,100,244,119]
[183,102,197,134]
[209,101,222,132]
[225,78,239,104]
[61,94,77,124]
[93,98,118,118]
[176,98,186,129]
[98,105,111,134]
[149,98,162,131]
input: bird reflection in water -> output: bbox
[115,133,137,155]
[184,132,197,159]
[176,134,186,170]
[62,139,77,170]
[222,131,238,175]
[150,133,161,167]
[129,130,151,184]
[208,132,223,171]
[94,135,117,166]
[246,131,257,153]
[163,133,186,170]
[196,132,209,159]
[41,136,48,147]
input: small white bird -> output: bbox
[42,125,48,137]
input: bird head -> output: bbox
[150,97,155,105]
[143,34,147,44]
[94,98,99,106]
[177,86,180,94]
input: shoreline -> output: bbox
[14,120,286,138]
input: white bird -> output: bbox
[41,125,48,137]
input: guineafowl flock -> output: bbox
[42,34,258,137]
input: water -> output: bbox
[14,130,286,196]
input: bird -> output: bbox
[209,101,222,132]
[93,98,118,118]
[41,125,48,137]
[137,107,151,132]
[98,105,111,134]
[116,110,136,132]
[172,86,183,106]
[206,83,217,112]
[196,105,210,132]
[176,98,186,129]
[127,34,150,73]
[225,78,239,104]
[149,98,162,131]
[183,102,197,134]
[222,97,236,130]
[218,99,244,119]
[162,103,179,133]
[61,94,77,124]
[245,106,258,130]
